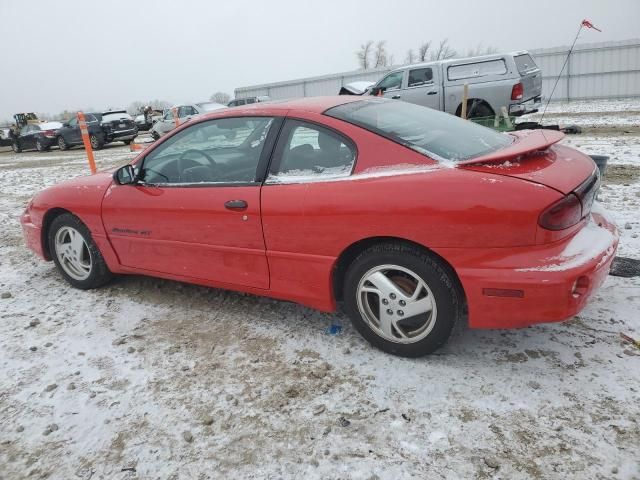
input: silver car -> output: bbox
[367,51,542,118]
[150,102,227,139]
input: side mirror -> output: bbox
[113,164,137,185]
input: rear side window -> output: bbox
[326,99,511,162]
[408,68,433,87]
[267,120,356,183]
[514,54,538,74]
[448,59,507,80]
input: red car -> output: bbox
[21,97,618,357]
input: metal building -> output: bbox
[234,38,640,102]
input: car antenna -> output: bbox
[539,19,601,125]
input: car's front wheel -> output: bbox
[12,141,22,153]
[48,213,112,289]
[123,139,132,145]
[343,243,462,357]
[151,131,160,141]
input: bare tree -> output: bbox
[210,92,231,104]
[466,43,499,57]
[387,53,395,66]
[373,40,388,68]
[430,39,457,61]
[405,49,416,64]
[356,40,374,69]
[418,41,432,62]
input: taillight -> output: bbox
[538,194,582,231]
[43,130,56,138]
[511,82,523,100]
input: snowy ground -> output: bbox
[1,120,639,480]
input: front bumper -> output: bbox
[509,96,541,116]
[21,211,46,259]
[437,208,619,329]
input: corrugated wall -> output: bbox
[235,39,640,102]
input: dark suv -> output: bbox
[57,111,138,150]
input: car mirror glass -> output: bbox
[113,164,136,185]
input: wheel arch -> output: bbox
[332,236,466,304]
[455,98,495,118]
[41,207,72,260]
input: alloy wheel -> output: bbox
[54,226,92,281]
[356,264,437,344]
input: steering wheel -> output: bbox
[176,149,216,181]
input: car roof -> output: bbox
[200,95,364,119]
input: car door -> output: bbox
[156,109,175,134]
[102,115,281,289]
[373,70,405,99]
[65,117,82,144]
[398,66,440,109]
[20,125,37,150]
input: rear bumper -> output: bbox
[105,129,137,142]
[437,209,618,329]
[510,96,541,116]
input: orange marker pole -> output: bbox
[171,107,180,128]
[77,112,97,174]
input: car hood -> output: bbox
[459,130,596,194]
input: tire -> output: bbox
[151,130,160,141]
[89,134,103,150]
[343,243,462,357]
[12,141,22,153]
[36,138,49,152]
[458,100,494,119]
[48,213,112,289]
[123,139,132,145]
[58,136,69,151]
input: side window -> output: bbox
[376,71,404,92]
[20,126,30,135]
[140,116,274,185]
[267,120,356,183]
[448,59,507,81]
[68,117,78,127]
[408,68,433,87]
[178,106,195,118]
[85,114,97,123]
[163,110,173,121]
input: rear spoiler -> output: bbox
[458,130,564,165]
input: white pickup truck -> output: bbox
[350,51,542,118]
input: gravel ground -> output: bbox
[1,123,639,480]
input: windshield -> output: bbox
[325,99,511,162]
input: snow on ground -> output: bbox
[526,97,640,128]
[1,123,639,480]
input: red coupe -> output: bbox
[21,97,618,357]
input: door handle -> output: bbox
[391,95,401,99]
[427,90,438,95]
[224,199,247,210]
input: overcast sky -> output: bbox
[1,0,638,121]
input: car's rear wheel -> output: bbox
[36,138,49,152]
[12,141,22,153]
[343,243,462,357]
[57,136,69,151]
[48,213,112,289]
[89,134,103,150]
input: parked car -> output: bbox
[347,51,542,118]
[227,96,270,107]
[57,111,138,150]
[21,96,617,357]
[11,121,63,152]
[0,126,13,146]
[56,114,102,150]
[150,102,226,139]
[94,110,138,145]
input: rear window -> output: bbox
[325,99,511,162]
[514,54,538,74]
[448,59,507,81]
